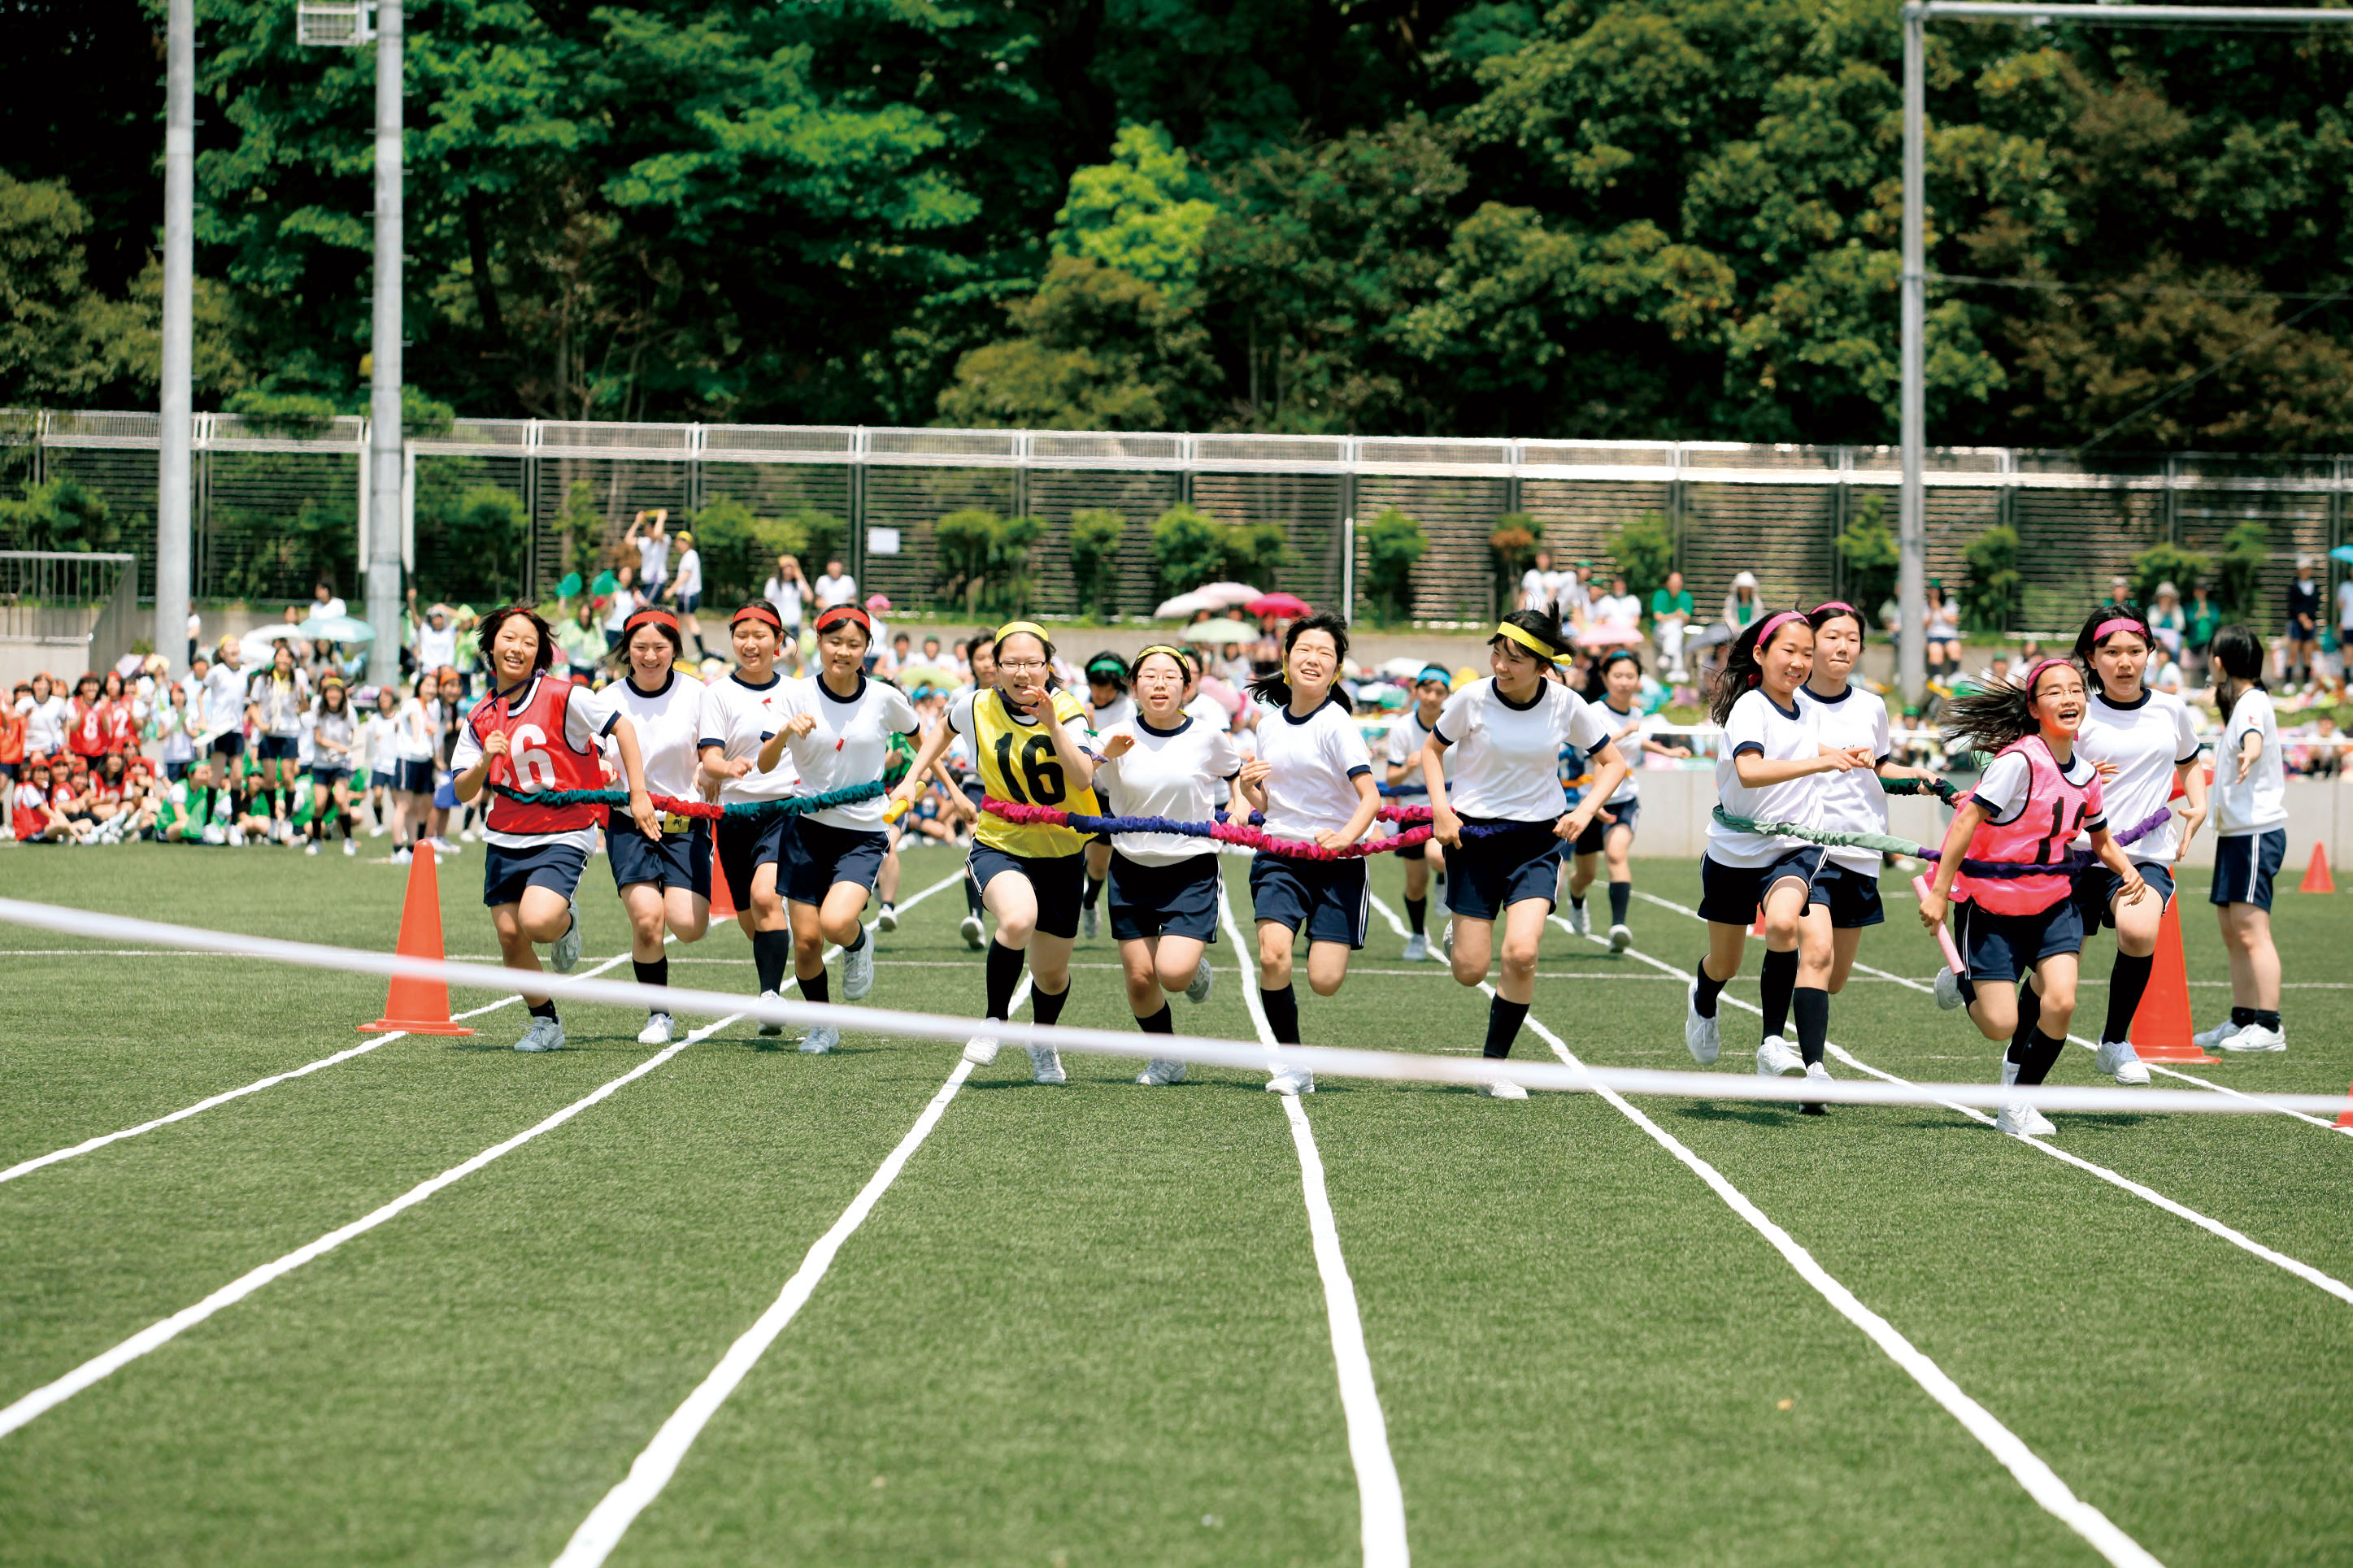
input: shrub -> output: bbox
[1490,511,1540,615]
[1362,509,1427,621]
[1068,508,1127,619]
[440,484,530,603]
[1150,502,1291,594]
[2216,520,2271,620]
[1960,523,2021,634]
[787,506,848,575]
[559,482,606,580]
[1833,494,1898,613]
[1608,510,1676,604]
[0,476,117,554]
[935,509,1042,618]
[2126,541,2211,609]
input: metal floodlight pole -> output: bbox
[156,0,195,674]
[365,1,403,683]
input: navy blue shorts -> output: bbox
[968,844,1086,940]
[1250,853,1368,949]
[1697,846,1825,927]
[676,591,701,614]
[786,818,888,905]
[2211,829,2287,910]
[1576,797,1638,856]
[257,735,299,762]
[1814,862,1885,929]
[609,819,711,897]
[1446,819,1564,921]
[1955,897,2085,984]
[311,765,352,785]
[1108,852,1221,943]
[1398,835,1428,862]
[715,810,794,908]
[369,769,395,791]
[394,758,434,795]
[482,840,589,907]
[2076,860,2176,927]
[212,732,245,759]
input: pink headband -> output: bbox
[1811,601,1857,617]
[2021,657,2074,695]
[2091,617,2146,645]
[1743,611,1808,684]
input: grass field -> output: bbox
[1,839,2349,1566]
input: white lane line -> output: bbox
[550,980,1024,1568]
[1218,886,1409,1568]
[1635,887,2353,1138]
[1555,897,2353,1303]
[0,1011,744,1443]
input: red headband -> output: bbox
[814,604,872,636]
[623,606,679,636]
[730,604,783,632]
[2091,617,2146,645]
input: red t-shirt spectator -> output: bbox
[104,699,139,754]
[67,696,108,759]
[0,706,24,767]
[13,780,47,840]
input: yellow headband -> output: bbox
[994,619,1050,647]
[1133,643,1191,671]
[1494,620,1569,665]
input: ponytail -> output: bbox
[1707,610,1808,726]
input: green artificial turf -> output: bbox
[0,840,2347,1565]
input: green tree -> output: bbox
[1067,508,1127,619]
[1961,524,2022,635]
[935,510,1042,618]
[1490,510,1540,615]
[441,485,532,604]
[2216,522,2272,621]
[1833,496,1899,615]
[559,483,607,582]
[936,258,1219,431]
[1362,509,1429,622]
[2127,542,2212,610]
[1151,502,1223,597]
[1607,511,1675,603]
[1053,126,1221,293]
[0,475,117,554]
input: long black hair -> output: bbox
[1249,611,1350,707]
[476,606,555,675]
[1941,658,2079,756]
[2072,602,2153,694]
[1490,608,1573,674]
[1583,646,1641,703]
[2210,623,2267,723]
[1707,610,1811,726]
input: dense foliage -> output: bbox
[9,1,2353,451]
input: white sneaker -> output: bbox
[2193,1019,2245,1049]
[2221,1023,2286,1053]
[1081,904,1099,940]
[514,1017,565,1053]
[962,1033,1000,1066]
[1607,923,1633,953]
[432,836,461,855]
[1568,903,1590,936]
[843,939,875,1001]
[801,1024,841,1054]
[1440,920,1454,956]
[1265,1068,1315,1096]
[229,827,248,847]
[1185,962,1214,1005]
[389,845,409,863]
[876,903,898,933]
[1029,1045,1066,1084]
[1933,967,1965,1011]
[1756,1036,1804,1077]
[1996,1099,2057,1138]
[460,827,478,842]
[1402,933,1430,963]
[305,840,320,856]
[1685,978,1721,1066]
[1137,1058,1187,1086]
[637,1012,675,1045]
[2094,1038,2151,1085]
[369,825,388,839]
[1479,1078,1529,1100]
[959,914,985,951]
[1801,1059,1832,1115]
[550,901,582,973]
[757,989,785,1037]
[342,837,357,856]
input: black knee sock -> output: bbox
[1609,880,1630,926]
[1404,896,1427,935]
[1694,954,1729,1019]
[1570,893,1585,910]
[633,957,669,992]
[752,928,792,995]
[2012,978,2043,1054]
[1083,875,1103,910]
[1261,983,1301,1045]
[2103,952,2152,1043]
[1031,981,1068,1028]
[1138,1002,1174,1035]
[985,940,1024,1021]
[528,997,559,1021]
[1793,987,1829,1067]
[799,966,830,1005]
[2007,1026,2067,1085]
[2253,1007,2281,1030]
[2230,1005,2256,1027]
[338,810,354,841]
[1759,947,1798,1040]
[1483,995,1531,1059]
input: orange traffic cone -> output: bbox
[709,848,738,919]
[2333,1083,2353,1130]
[2130,898,2212,1063]
[1750,906,1767,937]
[2299,841,2335,894]
[359,845,475,1036]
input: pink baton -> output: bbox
[1912,874,1965,975]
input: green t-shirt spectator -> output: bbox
[1651,587,1694,620]
[2186,599,2220,651]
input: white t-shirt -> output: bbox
[636,533,671,587]
[1592,593,1642,629]
[1592,700,1652,805]
[1095,715,1242,864]
[2075,688,2202,863]
[19,693,67,754]
[1385,706,1450,779]
[201,662,248,741]
[246,669,311,736]
[1089,693,1137,732]
[311,705,357,768]
[763,576,806,629]
[1520,569,1553,613]
[1795,682,1892,874]
[1185,692,1235,805]
[2216,688,2288,836]
[415,622,459,670]
[671,548,702,599]
[766,674,920,831]
[602,591,640,635]
[602,671,706,801]
[362,713,402,774]
[450,680,622,853]
[2336,579,2353,632]
[1250,696,1374,840]
[814,571,858,610]
[1433,678,1610,822]
[1551,572,1587,615]
[1974,745,2104,832]
[1708,688,1822,867]
[699,672,799,802]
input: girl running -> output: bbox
[1567,649,1690,951]
[1078,651,1137,939]
[1385,664,1453,962]
[2199,624,2289,1053]
[952,636,998,951]
[698,602,801,1036]
[1423,611,1629,1094]
[451,606,661,1053]
[1092,644,1240,1085]
[2050,605,2208,1080]
[755,602,920,1053]
[604,606,711,1046]
[1918,659,2146,1136]
[250,643,311,843]
[1686,612,1872,1103]
[1236,613,1381,1096]
[305,675,359,856]
[893,621,1100,1084]
[388,673,439,864]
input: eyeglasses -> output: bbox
[998,658,1048,675]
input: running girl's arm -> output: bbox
[888,719,955,811]
[1320,770,1380,852]
[2172,752,2209,860]
[605,717,663,840]
[2233,723,2262,782]
[1733,745,1868,788]
[1562,740,1630,840]
[1874,758,1940,782]
[698,742,751,789]
[1420,733,1459,846]
[2089,825,2148,903]
[1035,703,1096,792]
[755,710,816,774]
[1234,757,1269,814]
[452,729,502,803]
[1917,800,1989,928]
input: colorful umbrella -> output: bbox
[1574,623,1646,647]
[1181,617,1259,643]
[1154,590,1220,619]
[1195,582,1263,609]
[1246,592,1311,618]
